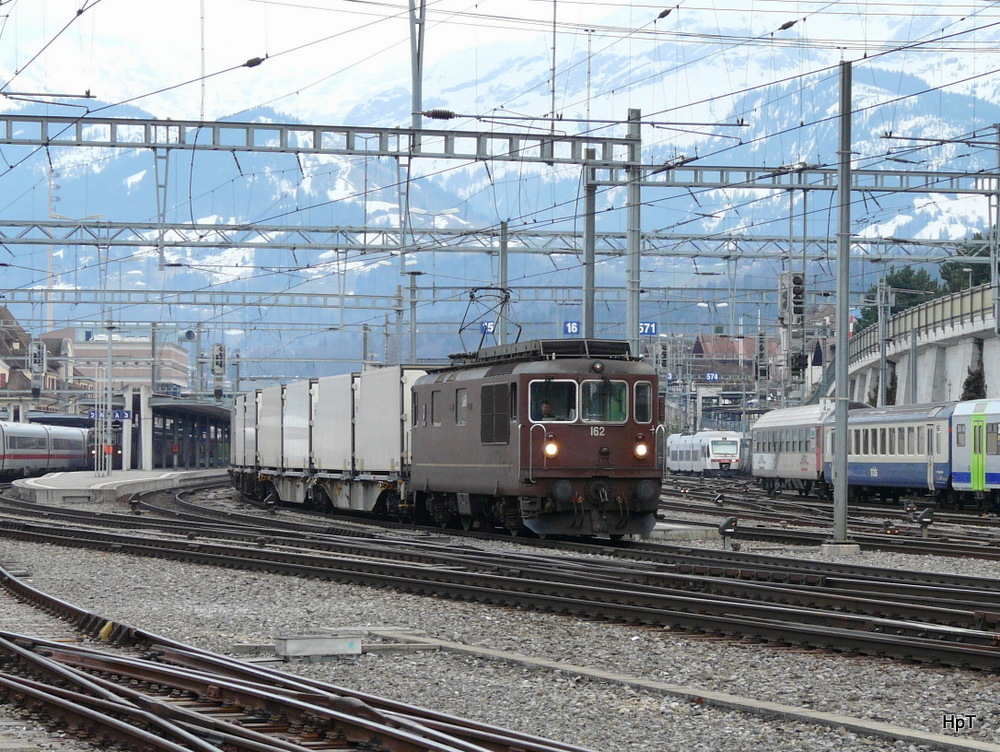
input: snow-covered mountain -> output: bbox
[1,6,997,380]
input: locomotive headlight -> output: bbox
[633,434,649,459]
[543,433,559,458]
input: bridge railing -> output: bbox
[848,284,993,365]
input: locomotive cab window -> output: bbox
[581,379,627,423]
[529,380,577,422]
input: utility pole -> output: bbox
[583,148,596,339]
[830,60,858,552]
[626,109,642,355]
[877,277,894,406]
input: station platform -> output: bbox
[11,469,230,505]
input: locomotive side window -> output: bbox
[455,388,468,426]
[581,379,627,423]
[529,380,577,422]
[431,391,442,426]
[634,381,653,423]
[509,383,518,421]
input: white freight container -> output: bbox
[243,393,258,467]
[354,366,425,474]
[257,385,283,469]
[312,373,355,474]
[282,380,313,470]
[231,394,247,466]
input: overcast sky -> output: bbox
[0,1,997,123]
[0,0,626,121]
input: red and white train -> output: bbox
[665,431,747,477]
[0,421,91,478]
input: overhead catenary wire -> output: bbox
[0,0,996,360]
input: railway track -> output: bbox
[4,487,1000,671]
[659,476,1000,556]
[0,560,598,752]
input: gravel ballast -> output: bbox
[1,531,998,752]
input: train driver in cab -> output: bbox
[534,399,575,421]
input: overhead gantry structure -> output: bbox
[0,112,996,355]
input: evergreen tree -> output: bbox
[940,232,990,293]
[855,267,941,332]
[961,362,986,401]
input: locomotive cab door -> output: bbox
[971,415,986,493]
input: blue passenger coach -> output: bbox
[821,402,954,502]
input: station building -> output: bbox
[0,308,230,472]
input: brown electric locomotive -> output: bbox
[410,339,662,537]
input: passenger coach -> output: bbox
[944,399,1000,506]
[750,401,836,497]
[822,402,953,503]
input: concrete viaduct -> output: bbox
[847,284,996,404]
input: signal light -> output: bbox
[790,273,806,316]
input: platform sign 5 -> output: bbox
[480,321,495,334]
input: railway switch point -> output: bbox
[819,541,861,556]
[275,635,362,660]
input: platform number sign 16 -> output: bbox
[564,321,581,336]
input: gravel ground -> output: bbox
[1,525,999,752]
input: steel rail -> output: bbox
[2,520,1000,669]
[0,567,601,752]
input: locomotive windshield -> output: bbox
[529,380,577,422]
[581,380,627,423]
[529,378,638,423]
[710,440,739,457]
